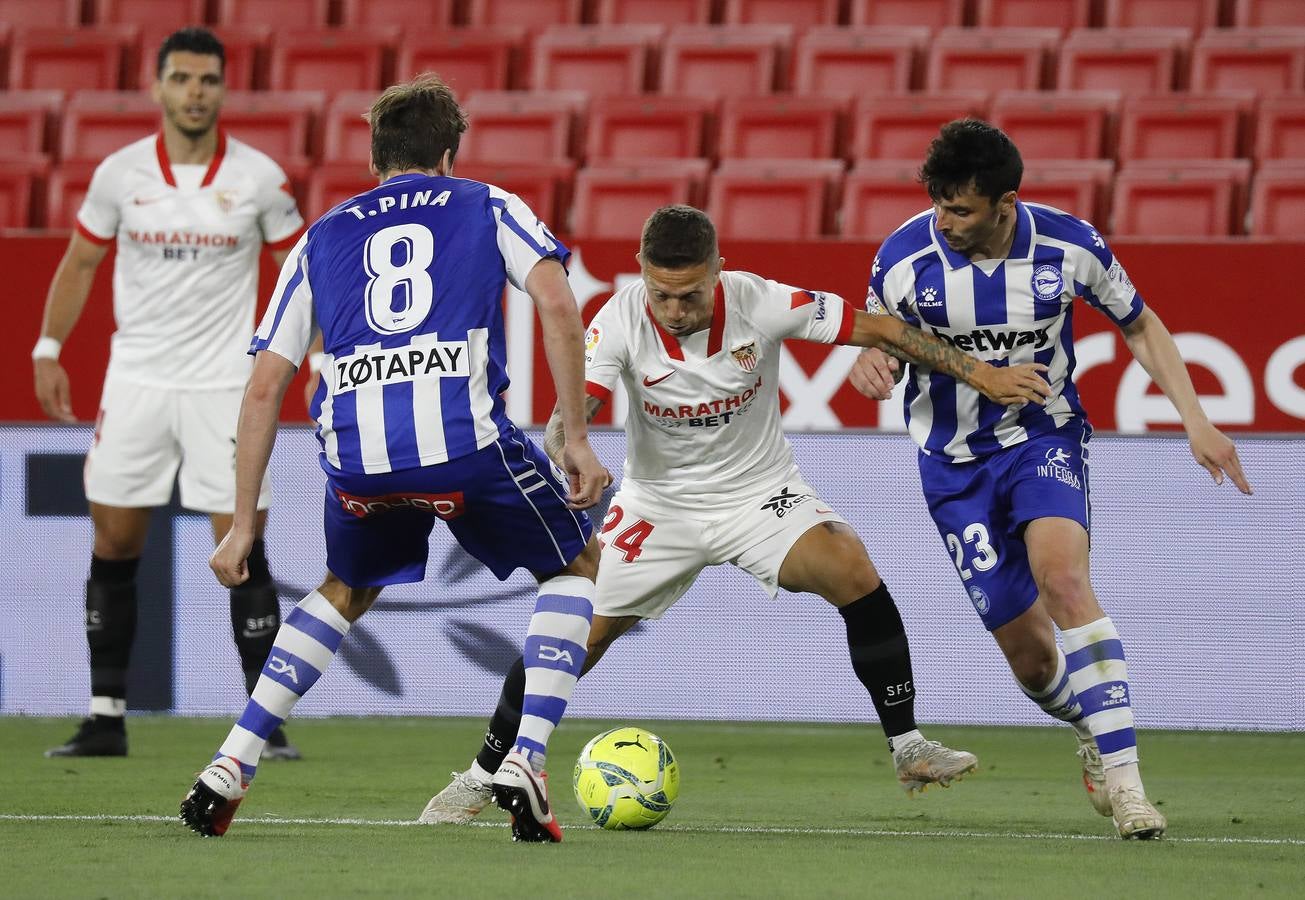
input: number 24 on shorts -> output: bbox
[600,505,654,562]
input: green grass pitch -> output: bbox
[2,717,1301,898]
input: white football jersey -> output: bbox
[584,270,853,509]
[77,132,304,388]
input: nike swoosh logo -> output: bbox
[884,696,912,706]
[642,372,675,387]
[132,195,169,206]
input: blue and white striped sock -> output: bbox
[1062,617,1138,771]
[512,575,594,773]
[1018,647,1093,741]
[216,591,350,783]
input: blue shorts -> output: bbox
[919,422,1092,631]
[322,427,593,587]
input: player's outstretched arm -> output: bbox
[32,233,110,422]
[525,259,608,510]
[210,350,297,587]
[848,348,903,401]
[1121,307,1252,495]
[846,310,1052,407]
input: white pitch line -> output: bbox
[1,814,1302,846]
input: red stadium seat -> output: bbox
[531,25,661,96]
[304,162,376,221]
[0,0,80,27]
[463,0,584,27]
[839,160,930,239]
[1101,0,1222,30]
[267,28,394,95]
[459,91,585,163]
[847,0,966,30]
[793,26,927,97]
[1248,160,1305,236]
[395,28,523,95]
[1190,28,1305,95]
[451,161,577,228]
[0,91,62,160]
[321,90,382,163]
[721,0,841,28]
[91,0,205,30]
[8,26,135,92]
[1111,159,1251,236]
[584,94,715,160]
[707,158,843,238]
[718,94,846,160]
[1254,94,1305,161]
[338,0,454,27]
[0,156,49,228]
[925,27,1058,93]
[989,90,1119,160]
[571,159,711,236]
[1021,158,1115,222]
[135,24,267,91]
[591,0,712,25]
[1234,0,1305,27]
[1057,27,1189,94]
[974,0,1091,33]
[1117,94,1246,162]
[849,91,990,160]
[61,91,158,162]
[660,25,791,98]
[214,0,331,28]
[46,160,98,229]
[221,91,320,165]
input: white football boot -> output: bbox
[893,739,979,794]
[419,770,493,825]
[1076,736,1113,816]
[1110,785,1167,839]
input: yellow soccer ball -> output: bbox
[572,727,680,830]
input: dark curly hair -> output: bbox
[156,27,225,78]
[919,119,1023,204]
[640,205,717,270]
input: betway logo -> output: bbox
[931,326,1051,353]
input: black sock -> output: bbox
[837,583,918,740]
[475,656,526,775]
[86,555,140,708]
[229,539,279,695]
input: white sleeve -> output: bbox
[737,272,855,344]
[1077,244,1145,327]
[490,188,570,290]
[583,297,627,401]
[250,230,315,366]
[75,158,121,244]
[255,158,305,248]
[867,255,914,322]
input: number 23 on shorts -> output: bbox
[945,522,999,580]
[600,505,654,562]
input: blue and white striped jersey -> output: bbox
[867,201,1144,462]
[252,173,569,475]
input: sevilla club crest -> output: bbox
[730,341,758,372]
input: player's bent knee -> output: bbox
[1036,570,1096,618]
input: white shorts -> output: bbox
[593,473,847,619]
[83,375,272,514]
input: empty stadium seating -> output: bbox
[267,29,394,95]
[584,94,714,160]
[220,91,320,165]
[452,160,577,227]
[840,160,929,238]
[304,162,377,221]
[321,90,382,163]
[847,0,966,30]
[1101,0,1222,30]
[1057,28,1189,93]
[1117,94,1246,161]
[974,0,1092,33]
[1249,161,1305,236]
[463,0,584,27]
[926,27,1057,92]
[571,159,711,236]
[531,25,660,96]
[0,156,48,228]
[92,0,206,31]
[718,95,846,160]
[1254,94,1305,161]
[989,90,1118,160]
[0,91,62,160]
[394,28,522,94]
[660,25,791,97]
[1021,158,1115,222]
[793,26,926,96]
[849,91,990,160]
[61,91,157,161]
[8,26,136,92]
[337,0,454,27]
[458,91,586,163]
[1190,28,1305,94]
[721,0,842,29]
[1234,0,1305,27]
[45,160,97,230]
[213,0,331,28]
[708,158,843,238]
[0,0,80,28]
[1111,159,1252,236]
[591,0,712,25]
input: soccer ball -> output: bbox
[572,727,680,830]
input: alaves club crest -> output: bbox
[731,341,758,372]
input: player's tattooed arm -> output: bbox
[543,395,605,470]
[847,310,1052,407]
